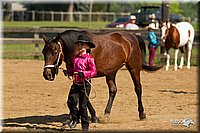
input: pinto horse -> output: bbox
[42,30,162,121]
[161,22,195,71]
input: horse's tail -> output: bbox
[142,64,163,71]
[136,35,163,72]
[135,35,147,65]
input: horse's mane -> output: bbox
[54,30,92,68]
[57,30,90,57]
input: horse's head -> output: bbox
[160,21,171,46]
[42,35,64,81]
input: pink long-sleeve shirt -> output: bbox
[67,53,97,84]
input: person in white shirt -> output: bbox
[125,15,139,30]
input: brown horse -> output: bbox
[42,30,162,121]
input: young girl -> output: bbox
[147,23,159,66]
[66,35,97,132]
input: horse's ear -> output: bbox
[166,21,170,28]
[42,34,49,43]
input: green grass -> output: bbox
[3,43,44,60]
[3,21,108,29]
[3,21,198,31]
[3,43,38,53]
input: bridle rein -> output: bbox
[43,41,63,71]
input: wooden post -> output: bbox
[68,2,74,22]
[33,26,40,59]
[160,0,170,62]
[32,11,35,21]
[88,0,93,28]
[162,0,170,22]
[34,43,40,59]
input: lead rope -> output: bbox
[83,79,96,99]
[60,69,97,99]
[69,72,96,99]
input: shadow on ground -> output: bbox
[2,114,79,132]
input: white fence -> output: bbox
[3,10,131,22]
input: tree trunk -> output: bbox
[4,3,12,21]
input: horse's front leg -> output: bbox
[178,47,184,69]
[174,49,179,71]
[105,74,117,114]
[166,52,170,71]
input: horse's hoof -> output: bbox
[174,67,178,71]
[99,114,110,123]
[91,116,100,123]
[187,66,191,69]
[178,66,183,69]
[62,119,71,126]
[139,113,146,120]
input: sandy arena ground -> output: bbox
[2,59,199,132]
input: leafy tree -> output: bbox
[179,2,198,18]
[169,0,183,14]
[23,3,78,11]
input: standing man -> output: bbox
[125,15,139,30]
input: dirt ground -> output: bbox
[2,59,199,132]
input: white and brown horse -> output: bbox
[161,22,194,71]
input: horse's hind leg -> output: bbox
[105,73,117,115]
[87,100,99,123]
[126,64,146,120]
[187,41,193,69]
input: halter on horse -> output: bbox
[42,37,64,80]
[42,30,163,121]
[160,22,194,71]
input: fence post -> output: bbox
[33,26,40,59]
[11,11,14,21]
[61,12,64,21]
[51,11,54,22]
[32,11,35,21]
[34,43,40,59]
